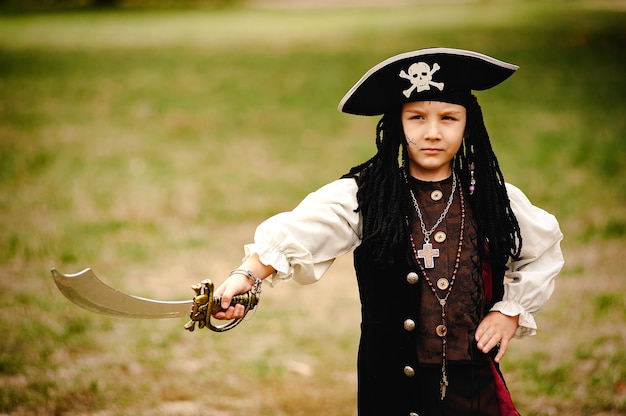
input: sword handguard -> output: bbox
[184,279,259,332]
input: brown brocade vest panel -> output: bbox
[408,175,484,364]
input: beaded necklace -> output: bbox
[409,176,466,400]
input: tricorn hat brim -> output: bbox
[338,47,518,116]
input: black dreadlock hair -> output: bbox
[341,111,412,265]
[342,95,522,282]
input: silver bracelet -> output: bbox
[229,268,262,295]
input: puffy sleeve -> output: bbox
[490,183,564,337]
[243,178,362,286]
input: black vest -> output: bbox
[353,176,500,415]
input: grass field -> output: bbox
[0,1,625,415]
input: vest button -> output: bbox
[404,366,415,378]
[406,271,419,284]
[434,230,447,243]
[403,319,416,332]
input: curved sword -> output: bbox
[51,268,192,318]
[51,268,259,332]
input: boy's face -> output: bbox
[401,100,466,181]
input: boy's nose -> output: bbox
[425,121,442,139]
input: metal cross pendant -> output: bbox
[417,242,439,269]
[440,373,449,400]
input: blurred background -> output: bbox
[0,0,624,414]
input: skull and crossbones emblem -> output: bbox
[399,62,445,98]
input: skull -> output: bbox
[410,62,434,91]
[399,62,444,97]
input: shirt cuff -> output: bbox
[490,300,537,338]
[244,243,293,287]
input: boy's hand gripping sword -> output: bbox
[51,268,260,332]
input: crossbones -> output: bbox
[399,62,445,98]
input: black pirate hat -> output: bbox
[338,47,518,116]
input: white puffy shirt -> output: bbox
[244,178,564,338]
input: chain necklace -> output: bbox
[408,172,457,269]
[409,179,466,400]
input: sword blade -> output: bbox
[51,268,192,319]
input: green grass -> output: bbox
[1,1,625,414]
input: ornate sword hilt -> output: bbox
[183,279,259,332]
